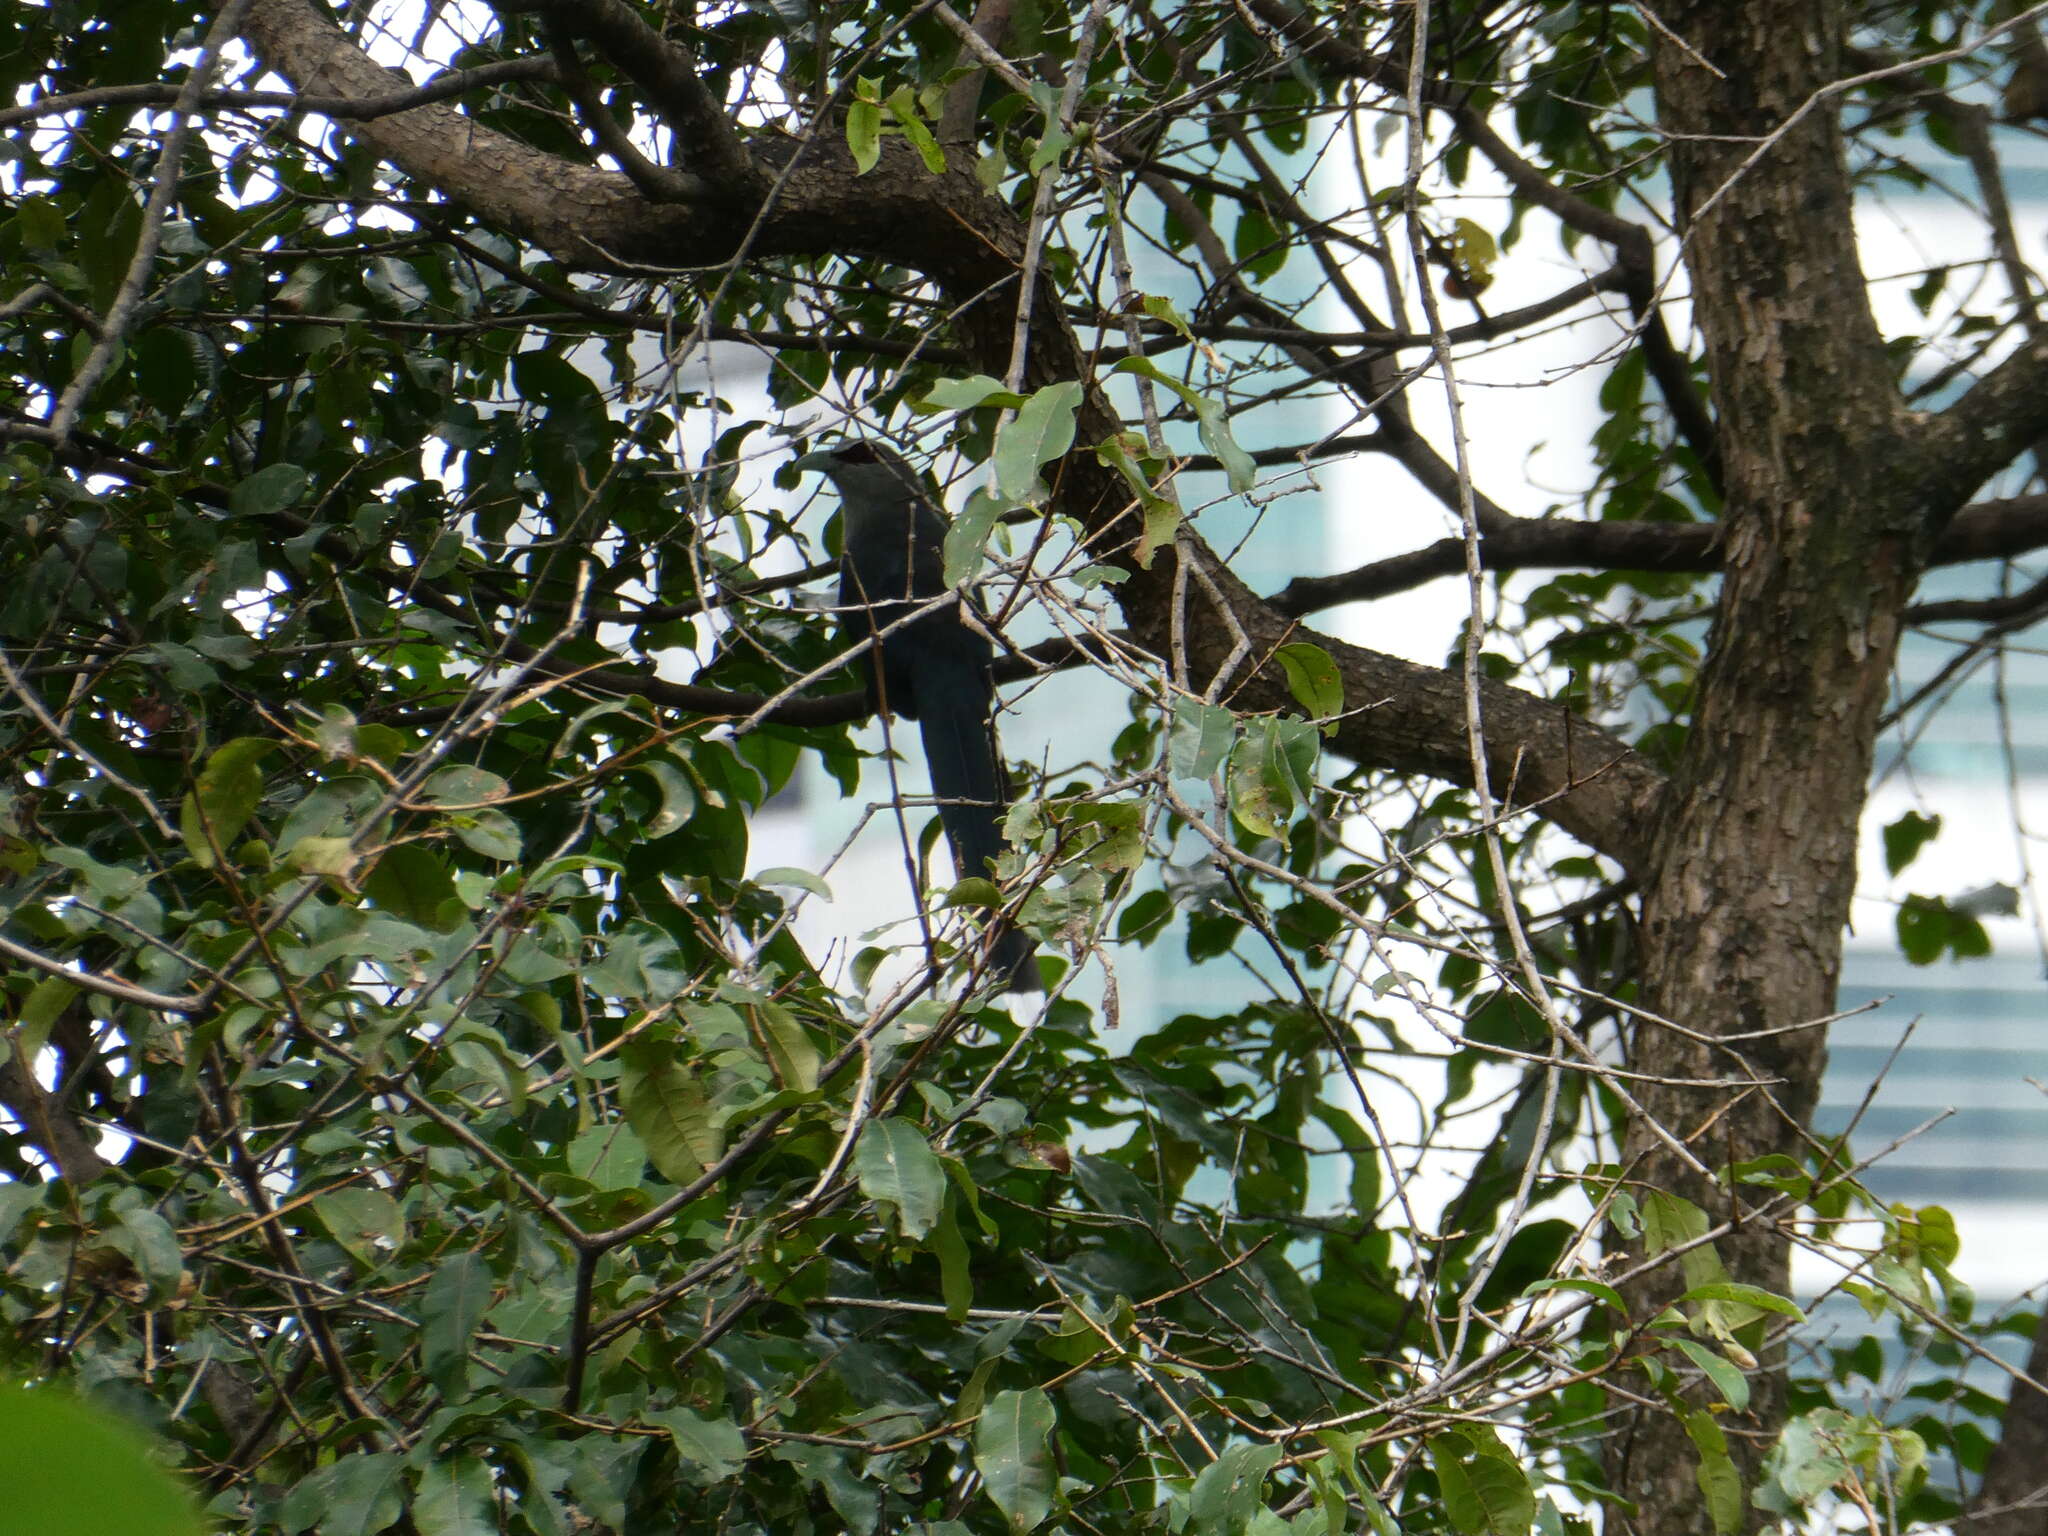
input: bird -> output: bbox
[796,441,1041,993]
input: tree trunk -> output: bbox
[1609,4,1934,1530]
[1968,1311,2048,1535]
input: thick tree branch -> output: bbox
[1966,1308,2048,1535]
[0,57,561,131]
[499,0,760,190]
[1153,545,1665,873]
[240,0,1010,276]
[0,1048,111,1186]
[1924,332,2048,517]
[938,0,1016,143]
[1270,494,2048,615]
[240,0,718,253]
[1909,564,2048,625]
[546,27,701,202]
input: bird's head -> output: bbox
[794,440,927,504]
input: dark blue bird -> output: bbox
[799,442,1040,993]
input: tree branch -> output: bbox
[499,0,760,191]
[938,0,1017,143]
[545,26,701,203]
[1268,494,2048,615]
[0,57,560,131]
[1965,1308,2048,1535]
[1925,332,2048,518]
[0,1045,111,1186]
[0,932,203,1016]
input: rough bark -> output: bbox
[1268,494,2048,615]
[1608,4,1932,1529]
[0,1050,109,1187]
[1969,1314,2048,1535]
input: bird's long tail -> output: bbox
[913,661,1040,993]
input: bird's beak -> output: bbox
[792,450,839,475]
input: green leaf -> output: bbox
[179,736,275,867]
[229,463,308,518]
[111,1208,185,1299]
[1427,1427,1536,1536]
[449,1021,530,1111]
[448,807,521,861]
[288,835,359,877]
[568,1123,648,1190]
[1274,642,1344,728]
[1110,356,1256,491]
[930,1202,973,1320]
[0,1379,204,1536]
[1063,801,1145,871]
[1639,1188,1710,1258]
[413,1456,497,1536]
[1672,1338,1751,1413]
[1895,893,1991,965]
[1228,716,1320,841]
[362,842,461,932]
[15,196,66,252]
[942,487,1009,588]
[1889,1201,1960,1266]
[18,974,79,1064]
[755,865,831,899]
[1319,1431,1399,1536]
[992,381,1082,503]
[621,1041,721,1183]
[1680,1409,1743,1534]
[314,1185,404,1268]
[1141,294,1194,338]
[1136,495,1182,570]
[420,1251,490,1399]
[1673,1281,1805,1321]
[504,351,595,411]
[856,1117,946,1239]
[650,1406,747,1485]
[280,1452,406,1536]
[1451,216,1499,284]
[1028,124,1073,174]
[1188,1441,1283,1535]
[1116,888,1173,945]
[419,765,511,806]
[1881,810,1940,875]
[775,1442,881,1533]
[46,846,144,902]
[1169,699,1237,781]
[0,1182,44,1245]
[919,374,1025,411]
[637,758,699,838]
[847,97,882,174]
[1094,433,1179,568]
[1759,1410,1860,1511]
[1234,205,1285,282]
[887,87,947,174]
[1520,1275,1626,1313]
[754,1000,822,1093]
[974,1388,1056,1532]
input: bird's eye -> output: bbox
[833,441,881,464]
